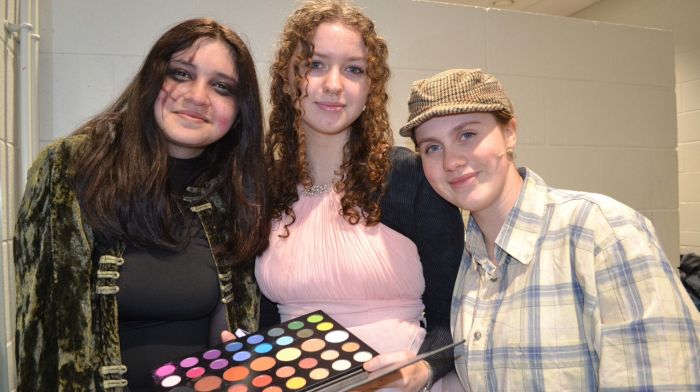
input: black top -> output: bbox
[259,147,464,382]
[117,156,221,392]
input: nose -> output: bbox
[323,67,343,95]
[443,146,466,172]
[184,80,209,106]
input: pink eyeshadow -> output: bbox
[186,366,206,379]
[155,364,176,378]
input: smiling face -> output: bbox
[154,37,239,158]
[415,112,520,217]
[292,21,370,139]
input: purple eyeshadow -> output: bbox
[202,349,221,360]
[210,358,229,370]
[179,357,199,368]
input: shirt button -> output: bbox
[474,331,482,341]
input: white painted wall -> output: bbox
[574,0,700,259]
[2,0,683,390]
[1,0,19,390]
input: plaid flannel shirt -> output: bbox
[451,168,700,391]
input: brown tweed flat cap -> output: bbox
[399,69,514,137]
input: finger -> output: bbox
[363,351,414,372]
[220,330,236,343]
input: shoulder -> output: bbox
[390,146,420,168]
[25,135,89,186]
[33,135,89,168]
[547,187,656,250]
[385,147,423,194]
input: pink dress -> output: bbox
[256,189,427,355]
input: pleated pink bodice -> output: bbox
[256,189,427,354]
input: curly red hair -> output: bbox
[266,0,392,233]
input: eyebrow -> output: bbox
[312,51,367,63]
[415,120,483,145]
[169,59,237,83]
[451,120,481,132]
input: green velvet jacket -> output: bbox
[14,136,260,391]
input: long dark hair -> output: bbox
[266,0,392,232]
[71,18,269,264]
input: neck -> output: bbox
[472,165,523,260]
[304,129,349,185]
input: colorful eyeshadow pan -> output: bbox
[223,366,248,382]
[225,342,243,352]
[296,329,314,338]
[151,310,378,392]
[276,365,295,378]
[299,358,318,369]
[161,375,182,387]
[155,364,177,378]
[310,368,330,380]
[307,314,324,323]
[180,357,199,368]
[186,367,205,379]
[320,349,339,361]
[300,338,325,352]
[254,343,273,354]
[194,376,222,391]
[287,321,304,330]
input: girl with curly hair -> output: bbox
[256,1,464,389]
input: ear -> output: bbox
[502,118,518,150]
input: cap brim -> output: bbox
[399,102,508,137]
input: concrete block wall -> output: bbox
[1,0,683,390]
[1,0,18,390]
[676,20,700,257]
[574,0,700,258]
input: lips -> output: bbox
[315,101,345,112]
[176,110,208,122]
[448,172,477,188]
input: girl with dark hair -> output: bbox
[14,18,270,391]
[256,1,463,390]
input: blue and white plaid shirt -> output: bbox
[451,168,700,391]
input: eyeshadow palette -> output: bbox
[151,310,379,392]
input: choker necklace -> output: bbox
[301,183,332,197]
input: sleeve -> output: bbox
[587,208,700,390]
[380,147,464,383]
[413,167,464,382]
[259,292,281,328]
[14,143,97,391]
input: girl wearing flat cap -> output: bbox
[402,68,700,391]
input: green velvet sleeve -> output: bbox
[14,140,98,391]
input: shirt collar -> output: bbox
[466,167,549,269]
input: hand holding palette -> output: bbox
[151,310,379,392]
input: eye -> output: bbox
[421,144,442,155]
[167,67,192,82]
[212,81,235,96]
[459,131,476,141]
[310,60,324,69]
[345,65,365,75]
